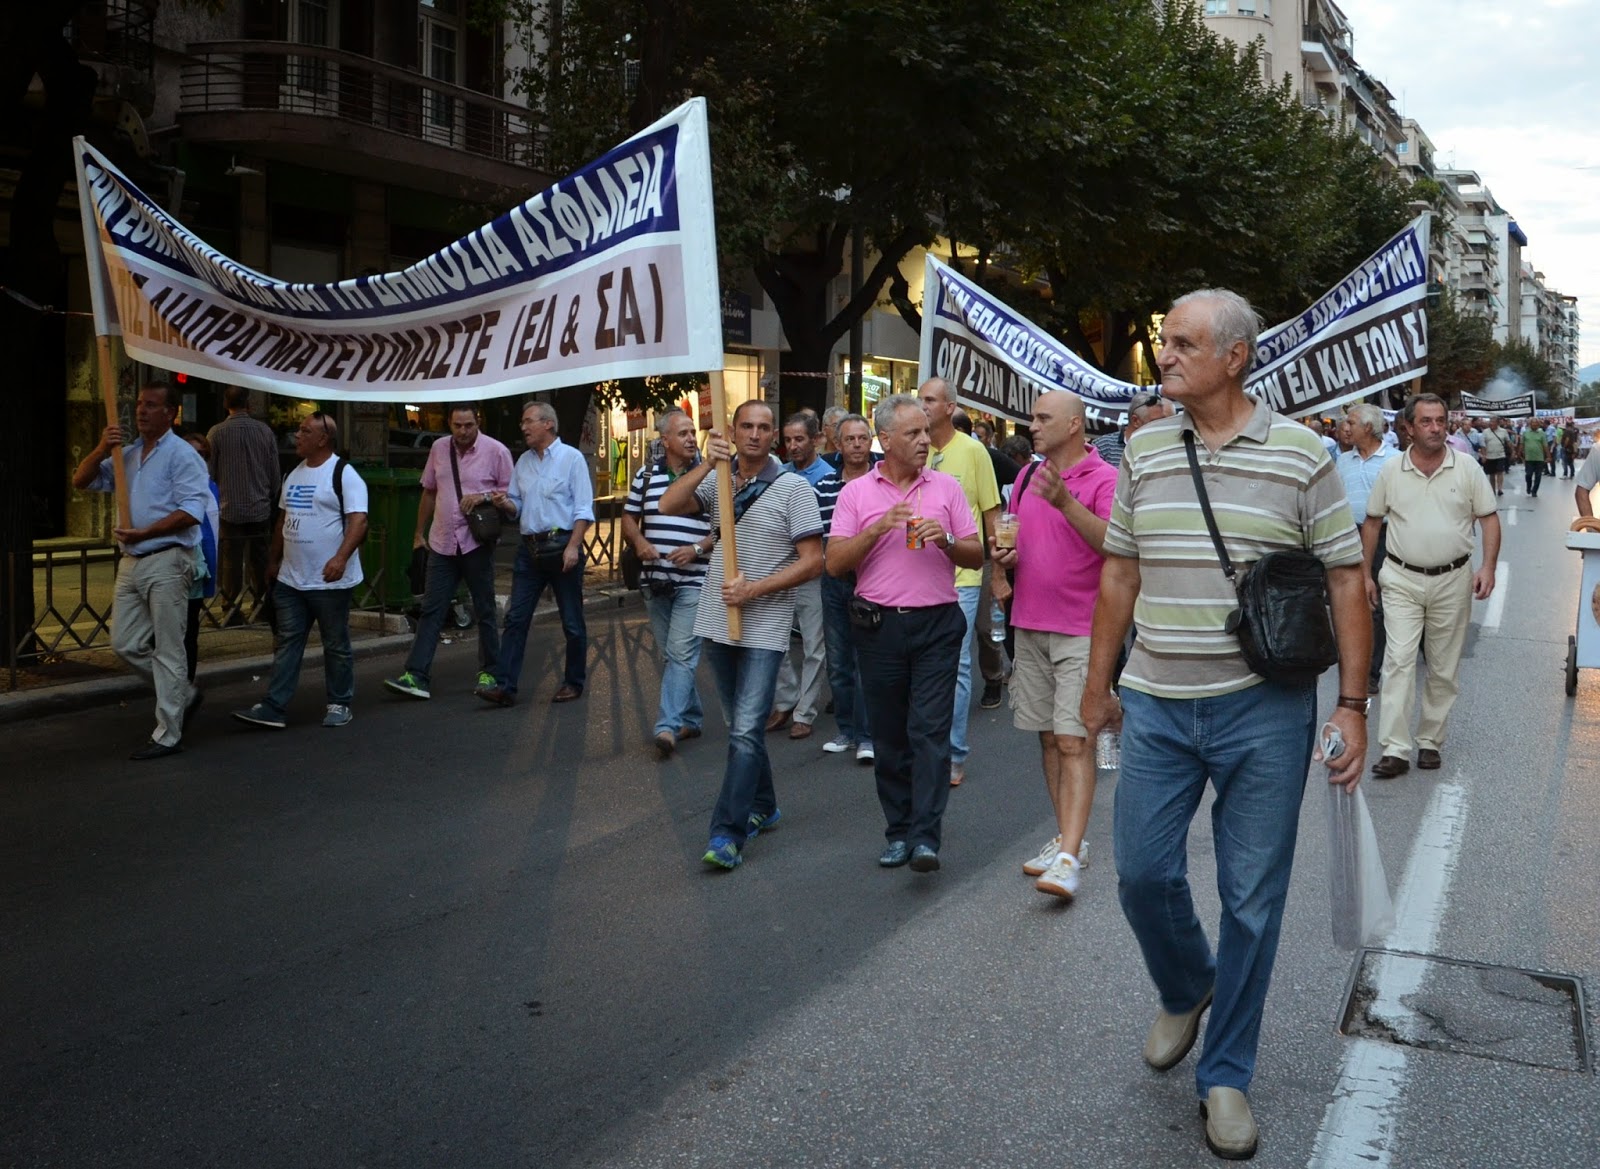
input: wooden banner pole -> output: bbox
[707,370,741,641]
[96,334,131,531]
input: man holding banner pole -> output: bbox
[659,401,824,871]
[72,382,211,759]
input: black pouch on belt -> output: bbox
[847,596,884,631]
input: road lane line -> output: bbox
[1506,508,1519,526]
[1479,562,1509,630]
[1306,782,1469,1169]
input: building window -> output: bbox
[287,0,337,102]
[1238,0,1256,14]
[1204,0,1229,13]
[1263,51,1273,81]
[419,0,462,142]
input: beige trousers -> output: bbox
[1375,560,1472,757]
[112,546,197,747]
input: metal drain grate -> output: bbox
[1339,949,1592,1074]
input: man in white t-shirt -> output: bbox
[232,412,368,730]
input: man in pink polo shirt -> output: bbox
[827,394,983,873]
[992,391,1119,900]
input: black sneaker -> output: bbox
[980,680,1003,709]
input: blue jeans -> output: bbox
[1113,681,1317,1096]
[951,584,981,763]
[491,540,587,696]
[819,574,870,744]
[404,545,499,686]
[644,585,704,736]
[702,641,784,845]
[262,581,354,718]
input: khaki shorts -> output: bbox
[1010,627,1090,737]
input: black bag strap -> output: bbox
[1011,460,1041,513]
[331,455,349,532]
[449,438,464,504]
[1182,430,1236,585]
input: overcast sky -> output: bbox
[1335,0,1600,369]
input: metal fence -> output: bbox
[6,531,389,691]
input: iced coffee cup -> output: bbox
[995,512,1019,551]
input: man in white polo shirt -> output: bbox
[1363,393,1500,778]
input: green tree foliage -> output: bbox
[505,0,1416,404]
[1491,335,1561,404]
[1419,290,1495,403]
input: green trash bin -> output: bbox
[353,462,423,609]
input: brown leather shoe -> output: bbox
[676,726,702,741]
[551,684,583,703]
[1417,749,1441,770]
[654,731,676,758]
[475,685,515,707]
[1371,755,1410,779]
[788,721,812,740]
[765,709,792,733]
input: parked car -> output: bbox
[388,429,446,468]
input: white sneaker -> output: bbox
[1035,852,1081,899]
[323,703,353,728]
[822,735,854,754]
[855,740,875,763]
[1022,835,1061,876]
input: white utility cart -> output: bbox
[1565,529,1600,696]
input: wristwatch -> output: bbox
[1336,695,1370,716]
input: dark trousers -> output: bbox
[1369,524,1388,690]
[218,518,273,622]
[855,602,965,850]
[1526,458,1544,496]
[492,539,586,695]
[185,597,202,682]
[404,545,499,686]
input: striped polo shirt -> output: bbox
[1103,396,1362,699]
[692,459,824,652]
[624,461,712,588]
[815,456,880,533]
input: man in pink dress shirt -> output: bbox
[826,394,983,873]
[384,404,515,699]
[991,391,1119,901]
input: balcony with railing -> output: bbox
[180,40,552,197]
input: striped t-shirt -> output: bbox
[692,459,824,652]
[624,462,712,588]
[815,456,880,533]
[1102,397,1362,699]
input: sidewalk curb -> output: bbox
[0,586,642,726]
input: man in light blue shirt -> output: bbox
[72,382,211,759]
[1336,403,1395,695]
[477,400,595,706]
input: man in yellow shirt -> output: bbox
[919,378,1001,785]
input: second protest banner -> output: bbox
[919,214,1431,427]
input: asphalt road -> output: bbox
[3,474,1598,1168]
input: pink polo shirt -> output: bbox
[1009,445,1119,636]
[419,433,516,555]
[829,465,977,607]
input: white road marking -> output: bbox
[1306,783,1469,1169]
[1479,563,1509,630]
[1506,507,1519,526]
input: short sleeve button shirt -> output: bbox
[928,430,1000,588]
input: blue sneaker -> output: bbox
[702,836,742,869]
[746,807,783,841]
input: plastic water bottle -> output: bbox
[1095,730,1121,771]
[988,598,1007,643]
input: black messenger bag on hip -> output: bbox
[1183,430,1339,685]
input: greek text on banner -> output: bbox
[72,98,722,402]
[918,214,1431,427]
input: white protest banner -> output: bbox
[72,98,721,402]
[919,214,1431,427]
[1461,392,1535,418]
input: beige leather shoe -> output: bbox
[1200,1086,1258,1160]
[1143,988,1214,1071]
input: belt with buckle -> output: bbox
[1386,552,1469,576]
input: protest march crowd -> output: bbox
[75,286,1600,1162]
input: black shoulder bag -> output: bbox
[1182,430,1338,685]
[450,441,502,547]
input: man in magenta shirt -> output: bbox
[992,391,1119,900]
[384,404,515,699]
[827,394,983,873]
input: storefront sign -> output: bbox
[722,290,752,346]
[73,99,722,402]
[919,215,1431,428]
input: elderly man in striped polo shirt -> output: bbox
[1081,289,1371,1161]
